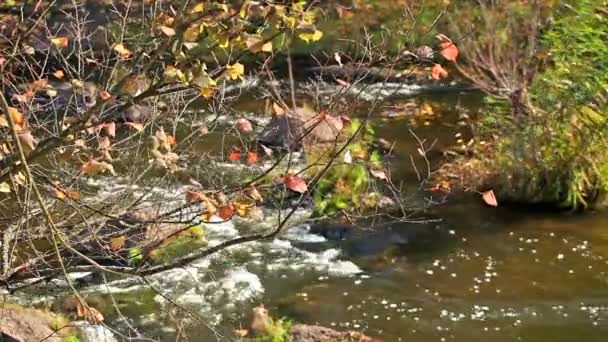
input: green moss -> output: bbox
[250,319,292,342]
[149,225,207,263]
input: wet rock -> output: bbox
[290,324,381,342]
[258,106,347,151]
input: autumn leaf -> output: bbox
[246,151,258,165]
[159,25,176,37]
[52,70,65,79]
[1,106,25,131]
[298,29,323,43]
[245,35,273,53]
[166,135,176,146]
[18,132,36,153]
[226,63,245,80]
[229,147,241,161]
[284,175,308,193]
[481,189,498,207]
[334,52,343,67]
[0,182,10,193]
[436,34,459,62]
[81,160,116,176]
[50,37,69,48]
[431,63,449,80]
[237,118,253,133]
[370,169,388,180]
[99,90,112,101]
[260,144,273,156]
[101,122,116,137]
[186,190,209,203]
[272,102,285,116]
[191,3,204,13]
[113,43,132,60]
[218,204,235,220]
[76,301,104,323]
[343,150,352,164]
[126,122,144,131]
[110,235,127,251]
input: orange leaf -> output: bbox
[166,135,176,146]
[237,118,253,133]
[431,63,449,80]
[218,204,235,220]
[284,175,308,193]
[99,90,112,101]
[246,151,258,165]
[482,189,498,207]
[229,147,241,161]
[437,34,459,62]
[126,122,144,131]
[109,235,127,251]
[80,160,116,176]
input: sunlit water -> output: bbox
[8,87,608,341]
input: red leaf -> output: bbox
[431,63,449,80]
[437,34,459,62]
[237,118,253,133]
[218,204,235,220]
[246,151,258,165]
[284,175,308,193]
[481,189,498,207]
[228,147,241,161]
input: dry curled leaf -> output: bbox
[76,301,104,323]
[370,169,388,180]
[272,102,285,116]
[18,132,36,153]
[229,147,241,161]
[482,189,498,207]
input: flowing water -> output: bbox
[7,86,608,342]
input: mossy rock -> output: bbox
[147,225,207,264]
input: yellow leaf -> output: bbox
[183,24,201,42]
[0,182,10,193]
[226,63,245,80]
[298,30,323,43]
[113,43,132,60]
[191,3,204,13]
[50,37,69,48]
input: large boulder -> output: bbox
[258,106,347,151]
